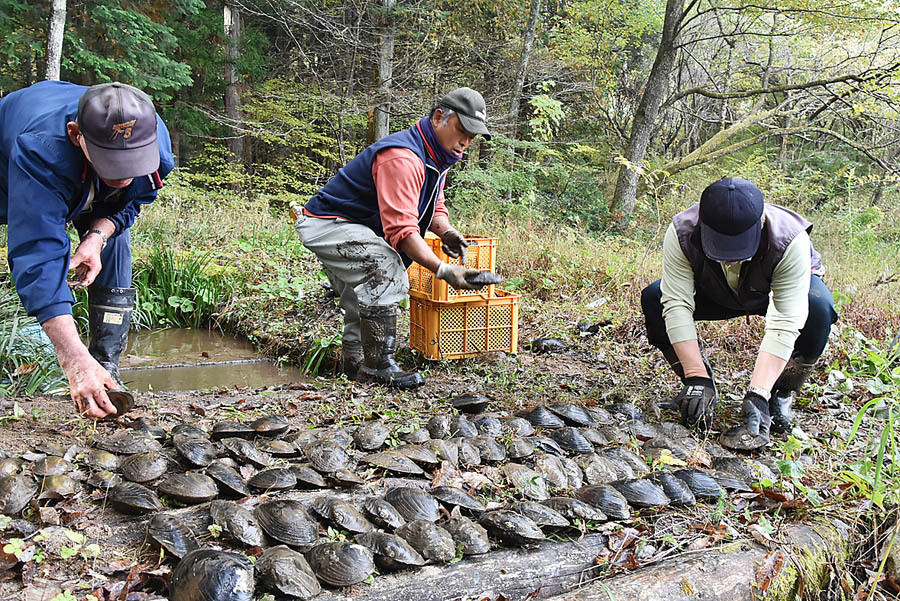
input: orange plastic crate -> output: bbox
[407,234,498,302]
[409,289,519,360]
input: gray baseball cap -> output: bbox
[439,87,491,140]
[77,82,160,180]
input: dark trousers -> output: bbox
[73,216,132,289]
[641,274,839,360]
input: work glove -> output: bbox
[435,262,482,290]
[721,391,771,451]
[674,376,718,428]
[440,228,471,263]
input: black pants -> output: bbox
[641,275,839,360]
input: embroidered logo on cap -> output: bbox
[112,119,137,139]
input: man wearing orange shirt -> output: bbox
[295,88,490,389]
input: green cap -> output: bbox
[439,87,491,140]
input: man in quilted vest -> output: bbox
[641,177,838,451]
[295,88,491,389]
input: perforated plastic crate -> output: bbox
[409,289,519,360]
[407,234,498,302]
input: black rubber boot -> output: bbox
[87,287,135,386]
[769,356,816,434]
[357,305,425,390]
[342,345,364,380]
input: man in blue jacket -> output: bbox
[0,81,174,419]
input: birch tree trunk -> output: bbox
[224,3,245,164]
[508,0,541,140]
[45,0,66,81]
[610,0,684,228]
[374,0,396,141]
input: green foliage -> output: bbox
[0,282,67,397]
[133,246,236,329]
[302,331,342,376]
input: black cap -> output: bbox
[438,87,491,140]
[77,82,159,180]
[699,177,764,262]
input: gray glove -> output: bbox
[435,263,481,290]
[440,228,471,263]
[675,376,718,428]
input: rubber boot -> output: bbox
[357,305,425,390]
[658,343,716,411]
[769,356,817,434]
[87,287,135,386]
[342,344,364,380]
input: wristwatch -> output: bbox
[85,228,108,250]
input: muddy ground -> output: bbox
[0,308,892,601]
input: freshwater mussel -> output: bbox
[397,444,440,467]
[32,456,71,477]
[120,451,168,483]
[211,421,254,441]
[169,549,254,601]
[38,475,78,500]
[254,499,319,548]
[521,406,565,429]
[384,487,440,522]
[355,532,426,571]
[574,484,631,520]
[256,545,321,599]
[306,440,350,473]
[109,481,162,515]
[649,472,697,506]
[547,403,594,427]
[449,415,478,438]
[158,472,219,504]
[396,520,456,563]
[510,501,569,528]
[431,485,485,512]
[550,427,594,454]
[673,469,726,502]
[444,516,491,555]
[354,421,391,451]
[610,478,670,508]
[502,463,549,500]
[205,462,250,498]
[311,496,373,533]
[473,415,503,436]
[209,500,264,547]
[479,510,545,545]
[470,436,507,463]
[307,542,376,586]
[450,393,490,414]
[221,438,272,469]
[173,434,217,468]
[363,496,406,531]
[96,430,161,455]
[149,514,200,559]
[248,468,297,492]
[291,465,329,489]
[251,414,289,437]
[541,497,607,523]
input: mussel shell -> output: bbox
[431,486,485,512]
[248,468,297,492]
[657,421,692,439]
[527,436,565,456]
[604,447,650,476]
[550,427,594,454]
[711,456,776,484]
[86,470,121,489]
[205,462,250,498]
[256,545,321,599]
[444,517,491,555]
[643,437,693,462]
[503,417,536,437]
[595,451,636,480]
[331,468,365,487]
[120,451,168,483]
[95,430,161,455]
[38,475,78,500]
[305,441,349,473]
[709,470,752,492]
[541,497,607,522]
[355,532,426,570]
[384,487,440,522]
[158,473,218,504]
[363,497,407,531]
[502,463,549,500]
[211,421,255,441]
[585,406,614,425]
[364,451,423,476]
[580,428,608,447]
[149,514,200,559]
[546,403,594,426]
[109,481,162,515]
[454,438,481,466]
[291,465,329,489]
[251,415,289,436]
[510,501,569,527]
[479,510,545,545]
[673,469,725,501]
[506,437,536,460]
[610,403,646,422]
[622,420,660,441]
[32,456,71,477]
[426,415,451,440]
[521,406,565,429]
[171,424,208,439]
[210,500,265,547]
[104,390,135,418]
[599,426,629,445]
[258,439,299,458]
[574,485,631,520]
[221,438,272,469]
[470,436,507,463]
[530,454,568,489]
[129,417,166,441]
[171,434,218,468]
[83,449,118,472]
[649,472,696,506]
[396,520,456,563]
[318,427,354,449]
[560,456,585,489]
[575,454,618,485]
[610,478,670,508]
[255,500,319,548]
[0,458,22,478]
[353,421,391,451]
[311,496,373,533]
[306,542,375,586]
[450,393,490,414]
[169,549,254,601]
[426,439,459,465]
[399,428,430,444]
[33,442,67,457]
[473,415,503,436]
[397,444,440,466]
[449,415,478,438]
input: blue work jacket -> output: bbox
[0,81,174,323]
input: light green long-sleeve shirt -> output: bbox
[659,222,814,360]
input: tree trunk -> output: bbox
[373,0,396,141]
[224,3,245,164]
[44,0,66,81]
[610,0,684,228]
[509,0,541,140]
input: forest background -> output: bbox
[1,0,900,390]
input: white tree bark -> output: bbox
[224,4,246,163]
[509,0,541,140]
[45,0,66,81]
[374,0,396,141]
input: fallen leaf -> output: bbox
[12,363,36,377]
[748,524,772,546]
[756,549,786,592]
[188,404,206,416]
[655,449,687,467]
